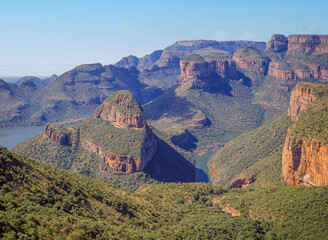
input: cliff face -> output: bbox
[82,129,157,174]
[233,55,269,75]
[288,84,317,121]
[94,91,147,130]
[266,34,288,53]
[282,134,328,186]
[232,45,269,75]
[44,124,69,145]
[288,35,328,53]
[178,60,211,81]
[85,90,157,173]
[209,59,237,79]
[268,62,294,80]
[282,83,328,186]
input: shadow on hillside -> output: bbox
[195,168,209,183]
[144,138,195,182]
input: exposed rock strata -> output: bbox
[230,177,254,189]
[94,91,147,130]
[288,84,317,121]
[282,134,328,186]
[266,34,288,52]
[44,124,69,145]
[232,54,269,75]
[82,130,157,174]
[288,35,328,53]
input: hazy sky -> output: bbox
[1,0,328,76]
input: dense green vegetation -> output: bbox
[181,54,206,62]
[2,146,328,239]
[222,186,328,240]
[208,112,292,187]
[0,146,266,239]
[234,45,269,61]
[289,83,328,144]
[145,80,266,150]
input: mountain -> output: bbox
[13,90,195,190]
[1,145,327,239]
[15,74,58,87]
[208,82,328,189]
[0,64,162,127]
[144,52,267,151]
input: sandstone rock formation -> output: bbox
[83,90,157,174]
[268,61,294,80]
[233,45,269,75]
[282,134,328,186]
[44,124,69,145]
[282,83,328,186]
[288,35,328,53]
[230,177,254,189]
[266,34,288,52]
[94,90,147,130]
[288,83,317,121]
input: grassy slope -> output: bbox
[221,186,328,240]
[0,146,267,240]
[144,81,266,150]
[208,112,292,188]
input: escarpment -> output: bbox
[282,83,328,186]
[81,90,157,173]
[288,83,317,121]
[94,90,147,130]
[233,45,269,75]
[288,35,328,54]
[177,53,238,89]
[266,34,288,53]
[44,124,70,145]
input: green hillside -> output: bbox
[2,146,328,239]
[208,112,292,187]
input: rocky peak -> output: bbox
[115,55,139,69]
[233,45,270,75]
[288,35,328,53]
[266,34,288,52]
[288,83,318,121]
[94,90,147,130]
[44,124,70,145]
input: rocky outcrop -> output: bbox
[44,124,69,145]
[288,84,317,121]
[232,45,269,75]
[266,34,288,52]
[94,91,147,130]
[233,55,269,75]
[82,129,157,174]
[230,177,254,189]
[179,60,211,81]
[282,134,328,186]
[208,59,237,79]
[288,35,328,53]
[268,61,294,80]
[170,128,191,146]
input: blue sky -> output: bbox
[1,0,327,76]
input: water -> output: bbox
[0,126,44,149]
[194,150,214,183]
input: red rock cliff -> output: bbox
[268,61,294,80]
[208,59,237,79]
[44,124,69,145]
[288,35,328,53]
[288,84,317,121]
[82,129,157,174]
[266,34,288,53]
[178,60,211,81]
[94,91,147,130]
[282,134,328,186]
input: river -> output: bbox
[194,150,214,183]
[0,126,44,149]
